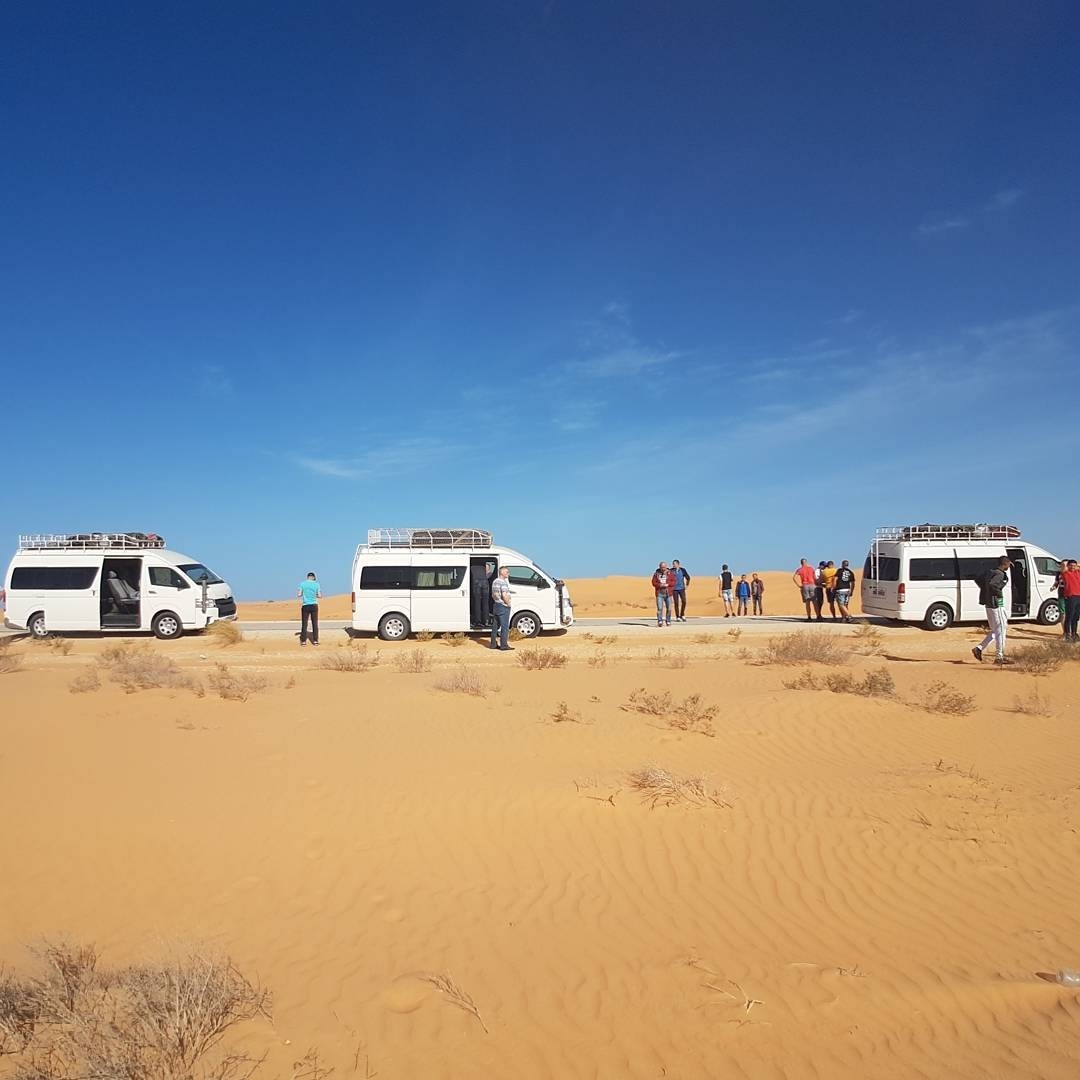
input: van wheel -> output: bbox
[152,612,183,639]
[511,612,541,638]
[378,613,410,641]
[923,603,953,631]
[1038,599,1063,626]
[27,612,48,639]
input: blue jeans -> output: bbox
[490,604,510,648]
[656,592,672,624]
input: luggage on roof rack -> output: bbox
[365,527,493,550]
[874,523,1021,543]
[18,532,166,551]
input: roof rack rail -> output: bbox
[874,523,1021,543]
[365,527,493,550]
[18,532,167,551]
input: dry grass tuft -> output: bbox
[204,620,244,647]
[1011,642,1066,676]
[693,633,714,645]
[413,972,487,1034]
[207,664,267,701]
[727,627,743,641]
[626,766,732,809]
[517,647,568,670]
[441,632,466,647]
[852,622,884,654]
[100,643,195,693]
[549,700,585,724]
[763,631,848,666]
[822,667,896,698]
[41,636,74,655]
[68,667,101,694]
[394,647,433,673]
[782,668,820,690]
[0,641,21,675]
[507,627,525,643]
[1011,683,1053,716]
[435,667,487,696]
[586,650,608,668]
[414,630,435,642]
[0,940,270,1080]
[921,680,976,716]
[319,646,380,672]
[623,689,718,737]
[650,648,689,668]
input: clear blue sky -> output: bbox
[3,2,1078,598]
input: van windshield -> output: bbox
[178,563,224,585]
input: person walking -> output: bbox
[671,560,692,622]
[972,555,1013,665]
[833,559,856,623]
[297,571,322,646]
[652,561,675,627]
[1060,558,1080,642]
[736,574,751,615]
[793,559,817,622]
[751,573,765,615]
[489,566,513,650]
[719,565,735,617]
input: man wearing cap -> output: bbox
[972,555,1013,665]
[813,561,828,621]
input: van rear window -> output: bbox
[11,566,99,590]
[359,566,411,590]
[863,555,900,581]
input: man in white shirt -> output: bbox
[489,566,513,650]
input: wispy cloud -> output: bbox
[918,186,1025,236]
[293,437,456,480]
[568,300,681,379]
[985,187,1024,211]
[199,363,233,395]
[552,399,602,431]
[917,216,972,235]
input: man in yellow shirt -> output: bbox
[821,560,839,620]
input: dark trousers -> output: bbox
[490,604,510,649]
[1066,596,1080,638]
[301,603,319,643]
[470,581,490,627]
[752,595,763,614]
[673,589,687,618]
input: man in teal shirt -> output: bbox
[297,572,322,646]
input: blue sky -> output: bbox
[3,1,1078,597]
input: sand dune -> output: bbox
[2,620,1079,1078]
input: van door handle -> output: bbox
[148,590,158,595]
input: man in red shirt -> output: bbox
[792,558,817,622]
[1061,558,1080,642]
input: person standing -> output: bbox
[1060,558,1080,642]
[671,560,691,622]
[751,573,765,615]
[821,560,839,620]
[833,559,856,623]
[812,561,828,621]
[652,561,675,627]
[297,571,322,646]
[489,566,513,650]
[719,564,735,617]
[972,556,1013,665]
[470,560,492,629]
[735,574,751,615]
[793,559,817,622]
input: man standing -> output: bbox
[834,559,856,623]
[652,561,675,627]
[736,574,751,615]
[793,559,817,622]
[813,561,828,621]
[671,560,691,622]
[297,571,321,647]
[489,566,513,650]
[751,573,765,615]
[470,561,491,629]
[719,564,735,617]
[821,560,839,620]
[1060,558,1080,642]
[972,556,1013,665]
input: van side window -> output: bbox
[1035,557,1061,576]
[909,558,956,581]
[958,557,1001,582]
[863,556,900,581]
[149,567,189,589]
[359,566,411,590]
[412,566,466,589]
[10,566,98,590]
[506,566,547,588]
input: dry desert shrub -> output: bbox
[41,636,74,655]
[763,631,848,666]
[414,630,435,642]
[412,972,487,1034]
[207,664,267,701]
[394,647,432,673]
[435,667,487,696]
[650,648,689,669]
[441,632,466,647]
[549,700,584,723]
[591,634,618,645]
[1011,642,1065,675]
[507,627,524,643]
[727,627,742,641]
[626,766,732,809]
[101,643,195,693]
[921,680,976,716]
[782,668,819,690]
[0,940,270,1080]
[204,620,244,647]
[1012,684,1053,717]
[623,688,718,737]
[68,667,101,694]
[0,641,21,675]
[586,650,608,668]
[517,647,568,670]
[852,622,884,654]
[823,667,896,698]
[693,633,714,645]
[623,687,673,716]
[320,645,380,672]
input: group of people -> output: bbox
[792,558,857,623]
[649,561,770,626]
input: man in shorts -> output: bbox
[719,564,735,617]
[821,560,839,619]
[793,559,817,622]
[833,559,856,623]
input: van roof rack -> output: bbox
[17,532,167,551]
[874,524,1021,543]
[365,527,493,550]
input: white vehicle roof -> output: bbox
[12,546,204,566]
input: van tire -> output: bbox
[923,602,953,631]
[511,611,542,638]
[378,613,410,641]
[1038,599,1063,626]
[152,611,183,639]
[27,611,48,639]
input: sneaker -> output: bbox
[312,641,320,646]
[971,646,983,662]
[300,641,307,647]
[500,646,515,651]
[806,617,812,623]
[994,656,1013,665]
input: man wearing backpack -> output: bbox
[972,556,1013,665]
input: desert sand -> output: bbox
[2,588,1080,1079]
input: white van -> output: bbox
[4,532,237,639]
[352,528,573,640]
[861,524,1063,630]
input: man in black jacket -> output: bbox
[671,560,692,622]
[972,556,1013,665]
